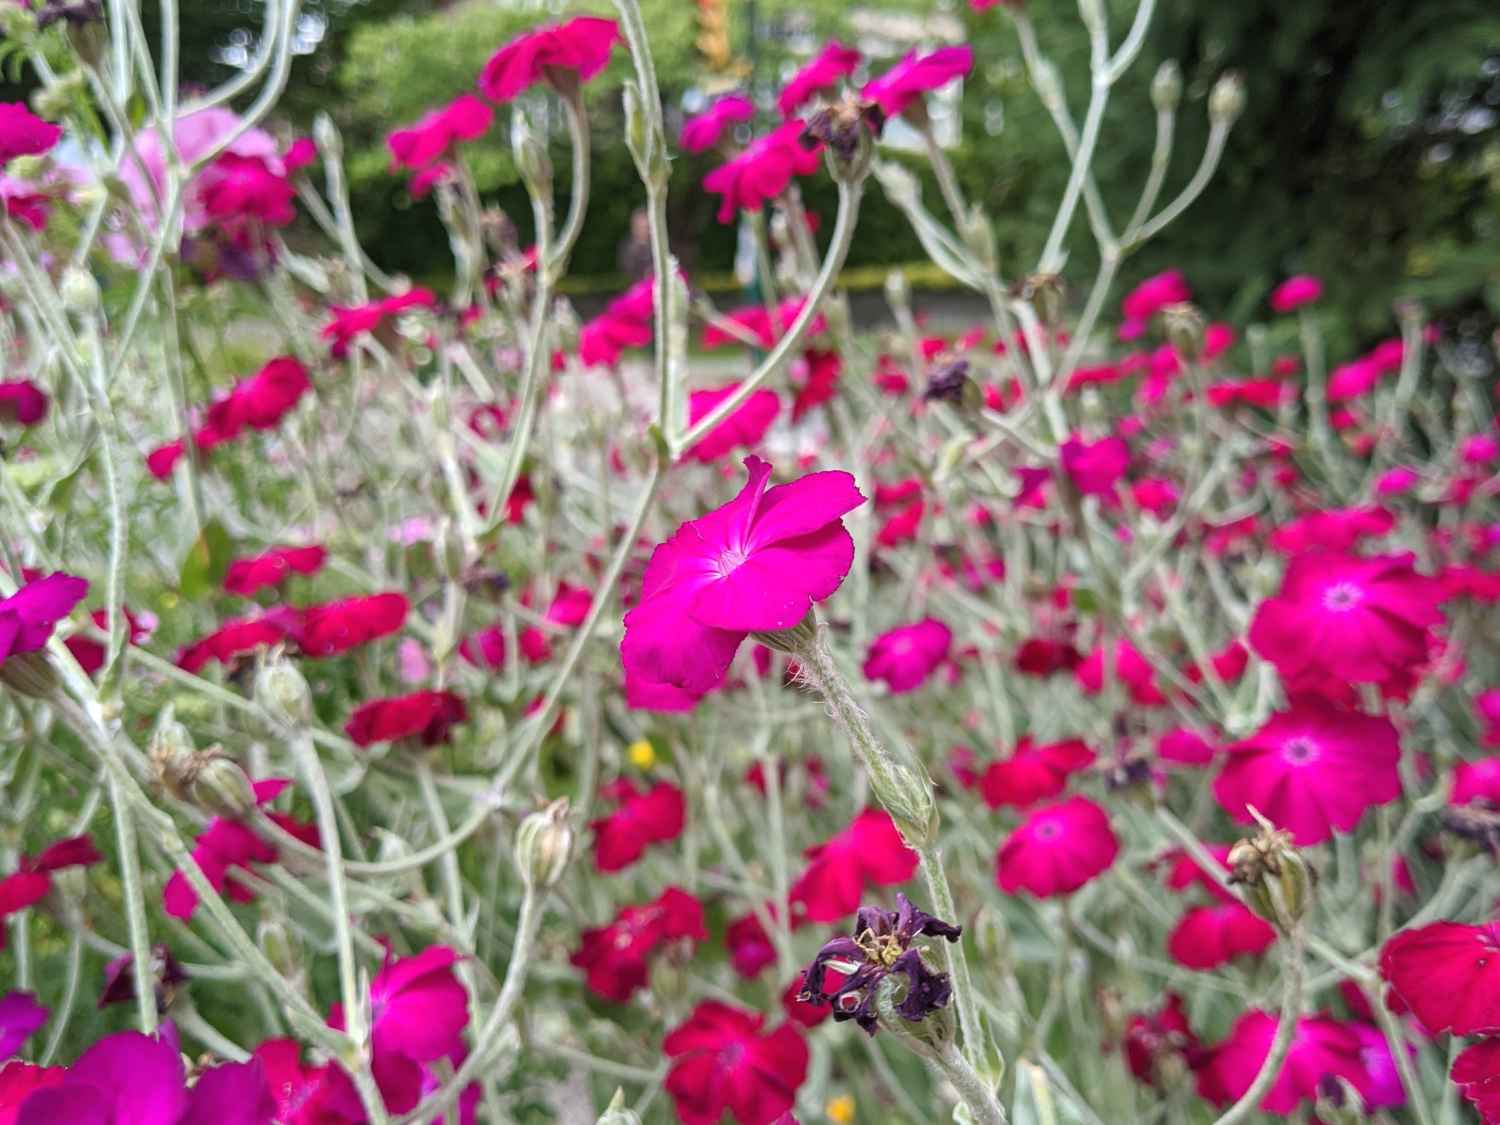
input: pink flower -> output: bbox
[387,94,493,170]
[725,911,778,978]
[223,545,326,597]
[1213,702,1402,845]
[979,738,1095,809]
[1269,274,1324,313]
[1249,552,1442,692]
[477,16,621,103]
[703,297,827,350]
[1074,638,1166,706]
[1156,727,1216,766]
[570,887,706,1002]
[1118,269,1191,337]
[1206,378,1290,410]
[1060,434,1129,497]
[995,796,1118,898]
[0,103,60,162]
[1269,506,1394,553]
[778,42,862,118]
[863,47,973,118]
[292,592,409,657]
[862,618,952,694]
[790,809,918,924]
[1375,466,1421,497]
[254,1038,365,1124]
[1196,1011,1367,1113]
[0,994,46,1059]
[1122,993,1202,1087]
[703,121,822,223]
[684,384,782,463]
[177,612,294,673]
[663,1002,808,1125]
[368,946,470,1065]
[578,276,655,367]
[1478,690,1500,747]
[680,94,755,153]
[1453,1039,1500,1122]
[792,349,841,420]
[0,573,88,669]
[0,835,101,918]
[1167,903,1275,970]
[196,154,296,227]
[344,691,467,748]
[322,289,439,358]
[0,381,47,427]
[1380,921,1500,1035]
[590,780,686,872]
[620,456,864,696]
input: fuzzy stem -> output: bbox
[1210,927,1304,1125]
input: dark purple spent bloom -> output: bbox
[99,945,188,1011]
[800,892,961,1036]
[922,358,972,404]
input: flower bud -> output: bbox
[1151,61,1182,113]
[254,658,312,727]
[960,208,998,273]
[1208,72,1246,129]
[1161,302,1207,361]
[595,1089,641,1125]
[515,797,572,890]
[30,70,83,121]
[188,754,258,820]
[884,269,910,316]
[0,652,58,699]
[312,113,343,164]
[511,109,553,199]
[1013,273,1065,327]
[60,266,100,312]
[870,761,938,848]
[259,918,304,986]
[1227,811,1315,931]
[1313,1075,1365,1124]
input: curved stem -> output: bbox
[108,769,158,1035]
[1211,928,1304,1125]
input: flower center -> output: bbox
[715,545,750,576]
[1321,581,1364,613]
[719,1041,747,1067]
[1281,737,1319,765]
[1033,820,1062,842]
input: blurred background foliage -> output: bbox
[107,1,1500,348]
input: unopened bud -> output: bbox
[1208,72,1246,128]
[60,266,100,312]
[515,797,573,890]
[1162,302,1207,361]
[258,918,303,984]
[0,652,58,699]
[870,761,938,848]
[960,208,998,273]
[189,754,258,820]
[596,1089,641,1125]
[884,269,910,316]
[511,109,553,198]
[1014,273,1065,327]
[312,113,343,163]
[254,658,312,726]
[1227,809,1315,931]
[1151,61,1182,113]
[1313,1075,1365,1124]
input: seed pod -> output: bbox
[1151,61,1182,113]
[0,652,58,700]
[1162,302,1207,361]
[254,658,312,727]
[1208,72,1247,128]
[515,797,573,890]
[189,754,258,820]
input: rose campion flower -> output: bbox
[1119,269,1191,339]
[1380,921,1500,1035]
[0,103,61,163]
[683,385,782,463]
[292,592,409,657]
[387,94,493,171]
[1453,1038,1500,1122]
[1074,637,1166,706]
[0,573,88,669]
[589,779,686,872]
[0,836,101,918]
[1196,1011,1368,1114]
[1269,274,1324,313]
[570,887,706,1002]
[0,381,46,427]
[477,16,621,103]
[1212,702,1402,846]
[799,894,961,1035]
[1167,903,1276,971]
[620,456,864,696]
[663,1001,808,1125]
[322,289,439,358]
[1123,993,1202,1087]
[995,796,1118,898]
[0,1062,62,1121]
[680,94,755,153]
[1060,434,1130,498]
[1156,727,1216,766]
[789,809,918,924]
[578,276,655,367]
[778,42,861,118]
[702,297,827,350]
[862,618,952,694]
[862,46,973,119]
[356,947,470,1094]
[726,910,778,979]
[979,738,1094,810]
[0,994,46,1058]
[177,611,294,673]
[98,945,188,1013]
[344,690,467,748]
[791,349,841,420]
[703,121,822,224]
[223,545,327,597]
[254,1038,366,1124]
[1268,505,1395,554]
[1249,551,1442,693]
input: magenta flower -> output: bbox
[477,16,620,103]
[1196,1011,1367,1114]
[368,946,470,1065]
[862,46,973,119]
[571,887,707,1002]
[0,381,47,427]
[663,1001,808,1125]
[979,738,1095,810]
[322,289,439,358]
[1074,637,1166,707]
[778,42,862,118]
[0,993,46,1058]
[703,121,822,224]
[344,690,467,748]
[1479,690,1500,747]
[578,275,655,367]
[0,572,88,669]
[388,94,493,171]
[702,296,826,350]
[590,779,686,873]
[1120,269,1191,328]
[862,618,952,694]
[1212,702,1402,845]
[1060,434,1130,498]
[223,545,327,597]
[683,384,782,463]
[1380,921,1500,1036]
[1270,274,1324,313]
[1167,903,1275,971]
[680,94,755,153]
[0,103,61,163]
[0,835,101,918]
[620,456,864,696]
[790,809,918,924]
[1268,505,1394,553]
[1249,552,1442,692]
[995,796,1118,898]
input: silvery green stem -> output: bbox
[108,769,158,1035]
[1128,122,1229,247]
[548,94,592,277]
[1210,927,1304,1125]
[1123,108,1177,239]
[40,929,82,1063]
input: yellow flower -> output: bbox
[826,1094,855,1124]
[627,738,655,770]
